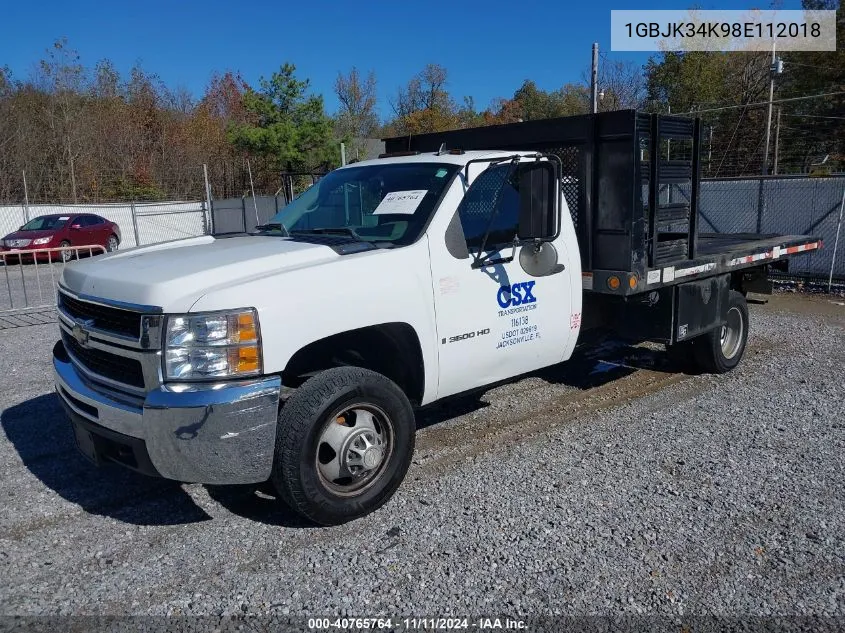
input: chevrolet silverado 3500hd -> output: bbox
[53,111,821,525]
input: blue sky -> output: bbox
[1,0,802,120]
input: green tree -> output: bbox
[228,63,337,172]
[510,80,590,120]
[776,0,844,173]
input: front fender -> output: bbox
[188,240,440,404]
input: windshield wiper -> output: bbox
[290,227,363,240]
[254,222,289,236]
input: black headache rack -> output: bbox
[384,110,821,298]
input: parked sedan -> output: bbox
[1,214,121,263]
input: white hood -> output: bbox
[60,235,340,312]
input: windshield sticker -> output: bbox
[435,168,448,178]
[373,190,428,215]
[58,216,70,220]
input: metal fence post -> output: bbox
[755,177,765,233]
[828,185,845,294]
[203,163,214,235]
[200,200,208,235]
[22,170,31,223]
[130,201,141,247]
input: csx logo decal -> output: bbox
[496,281,537,308]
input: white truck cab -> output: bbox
[54,149,581,525]
[53,111,820,525]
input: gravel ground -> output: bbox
[0,292,843,625]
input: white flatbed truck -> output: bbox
[53,111,821,524]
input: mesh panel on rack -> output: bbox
[545,146,580,229]
[462,165,513,218]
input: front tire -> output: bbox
[106,234,119,252]
[271,367,415,525]
[693,290,749,374]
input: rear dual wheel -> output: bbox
[666,290,749,374]
[271,367,415,526]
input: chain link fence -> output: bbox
[698,175,845,283]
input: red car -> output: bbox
[1,213,121,263]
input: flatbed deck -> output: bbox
[582,233,821,296]
[697,233,815,257]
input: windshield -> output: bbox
[20,216,69,231]
[264,162,459,245]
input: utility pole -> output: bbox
[773,106,782,175]
[762,42,777,175]
[590,43,599,114]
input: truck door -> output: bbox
[428,160,575,399]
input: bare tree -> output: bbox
[334,67,378,138]
[583,58,646,112]
[388,64,460,135]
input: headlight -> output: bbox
[32,237,52,245]
[163,309,261,380]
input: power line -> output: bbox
[784,61,842,72]
[782,113,845,121]
[676,91,845,115]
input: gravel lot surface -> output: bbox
[0,292,843,623]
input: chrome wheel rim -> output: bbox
[315,403,394,497]
[60,244,71,262]
[720,306,744,359]
[107,237,118,251]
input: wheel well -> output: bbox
[281,323,425,405]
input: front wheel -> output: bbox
[271,367,415,525]
[106,234,119,252]
[58,240,72,263]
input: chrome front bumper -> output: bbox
[53,341,281,485]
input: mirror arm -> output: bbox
[471,236,520,270]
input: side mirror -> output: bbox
[517,162,558,242]
[70,224,81,230]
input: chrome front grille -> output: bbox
[61,330,145,388]
[57,287,164,395]
[58,292,143,339]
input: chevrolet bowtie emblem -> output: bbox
[72,323,90,347]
